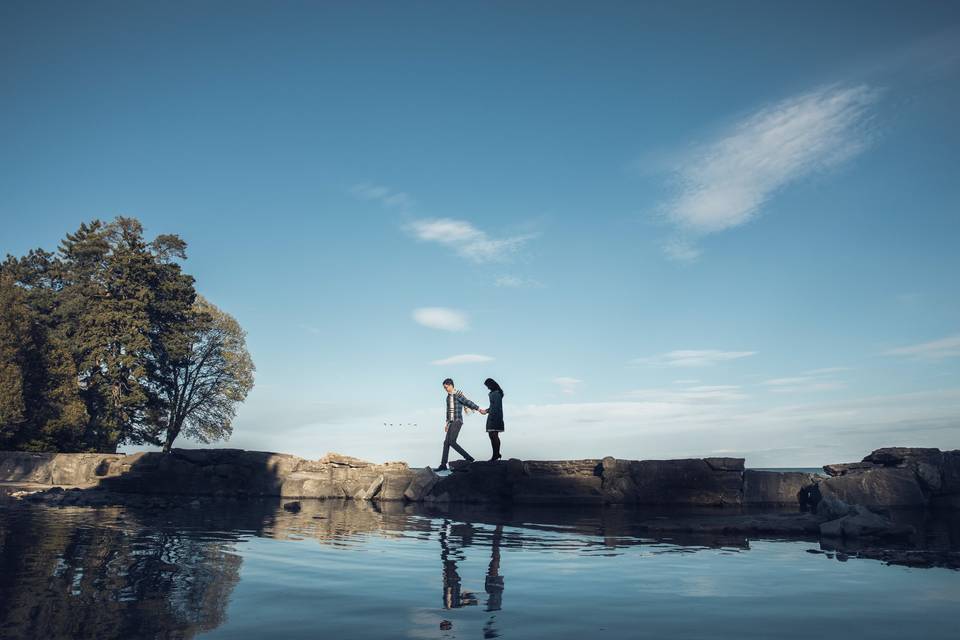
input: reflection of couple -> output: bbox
[439,521,505,636]
[434,377,505,472]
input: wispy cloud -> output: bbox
[553,377,583,395]
[885,334,960,360]
[298,323,323,335]
[431,354,494,366]
[495,275,543,288]
[408,218,536,263]
[624,384,747,403]
[803,366,852,375]
[662,238,702,262]
[412,307,469,332]
[349,182,413,209]
[762,378,846,394]
[633,349,756,368]
[658,84,880,260]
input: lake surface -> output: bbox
[1,494,958,639]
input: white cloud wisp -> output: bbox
[412,307,469,332]
[660,84,880,259]
[408,218,536,263]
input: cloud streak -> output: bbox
[408,218,536,263]
[553,377,583,395]
[623,384,747,403]
[412,307,469,332]
[633,349,756,367]
[495,275,543,288]
[885,334,960,360]
[660,84,880,259]
[431,354,494,365]
[349,183,413,209]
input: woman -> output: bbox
[483,378,505,461]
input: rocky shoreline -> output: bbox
[3,446,959,547]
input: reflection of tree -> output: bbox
[0,506,241,639]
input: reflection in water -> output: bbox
[483,524,505,639]
[0,505,243,639]
[0,496,958,640]
[437,520,506,637]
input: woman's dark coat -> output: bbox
[485,389,504,432]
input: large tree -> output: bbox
[153,295,255,452]
[0,274,30,440]
[0,270,88,451]
[0,216,253,453]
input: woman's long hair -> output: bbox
[484,378,504,396]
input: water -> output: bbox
[751,467,826,474]
[1,495,958,639]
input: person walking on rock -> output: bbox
[483,378,505,461]
[435,378,485,472]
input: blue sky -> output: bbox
[2,1,959,466]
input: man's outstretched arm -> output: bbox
[456,392,480,412]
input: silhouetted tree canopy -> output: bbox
[0,217,254,452]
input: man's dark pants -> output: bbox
[441,420,473,466]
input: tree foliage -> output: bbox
[0,217,254,452]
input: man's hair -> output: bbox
[442,378,454,386]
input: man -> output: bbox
[435,378,486,472]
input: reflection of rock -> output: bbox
[819,505,915,539]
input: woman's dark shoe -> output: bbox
[488,454,502,462]
[433,465,448,472]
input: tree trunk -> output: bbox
[162,429,177,453]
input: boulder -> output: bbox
[403,469,439,501]
[822,462,878,477]
[704,458,746,472]
[937,450,960,496]
[356,475,384,500]
[862,447,943,467]
[600,457,639,503]
[915,461,943,493]
[0,451,125,485]
[817,467,926,508]
[511,459,603,504]
[627,459,743,506]
[427,461,513,503]
[743,470,818,505]
[317,452,374,467]
[816,493,852,521]
[280,471,343,498]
